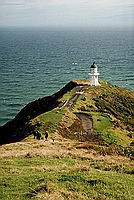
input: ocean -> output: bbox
[0,28,134,126]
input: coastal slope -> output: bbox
[0,80,133,147]
[0,80,134,200]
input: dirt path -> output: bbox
[66,86,86,110]
[65,93,80,109]
[60,85,97,141]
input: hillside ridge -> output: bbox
[0,80,134,146]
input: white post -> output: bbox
[89,62,100,86]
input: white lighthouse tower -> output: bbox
[89,62,100,86]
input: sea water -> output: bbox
[0,28,134,126]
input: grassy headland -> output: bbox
[0,80,134,199]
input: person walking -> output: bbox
[44,131,48,141]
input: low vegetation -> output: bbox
[0,139,134,200]
[0,80,134,199]
[32,108,66,138]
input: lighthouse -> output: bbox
[89,62,100,86]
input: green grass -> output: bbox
[1,80,134,199]
[91,112,132,147]
[93,82,134,130]
[31,80,133,146]
[58,171,134,200]
[92,112,112,132]
[112,129,132,147]
[73,93,97,113]
[33,108,65,137]
[91,112,117,145]
[59,90,75,103]
[0,155,134,200]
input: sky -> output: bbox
[0,0,133,28]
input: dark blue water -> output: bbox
[0,28,134,126]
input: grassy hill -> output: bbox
[0,80,134,199]
[32,80,134,148]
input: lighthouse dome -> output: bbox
[91,62,97,68]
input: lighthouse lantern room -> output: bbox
[89,62,100,86]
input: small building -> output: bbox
[89,62,100,86]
